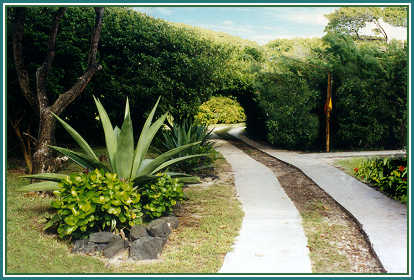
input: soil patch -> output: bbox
[222,136,385,273]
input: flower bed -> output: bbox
[353,157,408,203]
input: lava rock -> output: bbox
[72,239,88,253]
[72,239,97,254]
[103,240,129,258]
[160,216,179,229]
[89,232,121,243]
[95,242,107,252]
[129,236,166,260]
[130,224,149,241]
[147,219,171,238]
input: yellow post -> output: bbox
[325,72,332,153]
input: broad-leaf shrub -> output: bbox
[354,157,408,203]
[45,169,143,239]
[141,174,185,219]
[195,96,246,125]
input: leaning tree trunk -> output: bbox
[13,7,105,173]
[374,19,388,42]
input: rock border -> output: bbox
[71,216,179,261]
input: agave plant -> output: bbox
[154,118,215,173]
[18,97,204,192]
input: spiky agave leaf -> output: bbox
[150,154,208,175]
[113,98,135,179]
[16,181,61,192]
[21,173,68,182]
[131,97,162,178]
[93,96,117,170]
[52,113,98,161]
[136,142,202,178]
[49,146,108,171]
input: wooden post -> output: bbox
[326,72,332,153]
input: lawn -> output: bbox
[6,152,243,274]
[334,157,367,176]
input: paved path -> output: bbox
[305,150,406,159]
[227,127,408,274]
[215,139,312,273]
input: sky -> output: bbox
[134,6,407,45]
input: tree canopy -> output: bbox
[324,7,407,41]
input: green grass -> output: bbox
[111,184,243,273]
[301,201,350,273]
[6,171,107,273]
[6,151,243,274]
[334,157,367,176]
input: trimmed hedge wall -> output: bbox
[246,34,407,151]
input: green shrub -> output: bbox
[195,96,246,125]
[354,157,408,203]
[154,119,216,173]
[45,169,143,239]
[255,72,320,150]
[140,174,185,219]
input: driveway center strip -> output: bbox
[227,127,408,274]
[215,139,312,273]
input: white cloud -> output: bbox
[155,7,173,16]
[287,13,329,26]
[223,20,233,25]
[264,7,335,25]
[263,26,278,31]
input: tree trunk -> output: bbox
[374,19,388,42]
[9,116,33,173]
[32,109,56,173]
[12,7,105,173]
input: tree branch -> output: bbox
[51,65,101,115]
[12,7,38,113]
[51,7,104,114]
[36,7,67,111]
[88,7,104,66]
[374,19,388,42]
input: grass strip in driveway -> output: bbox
[216,133,385,273]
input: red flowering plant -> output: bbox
[354,157,408,203]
